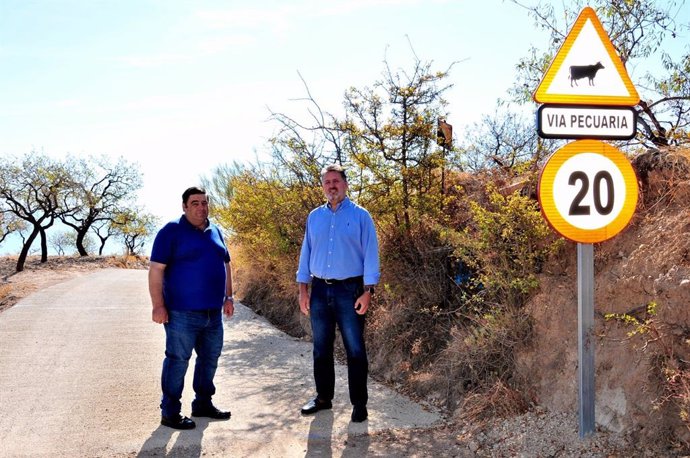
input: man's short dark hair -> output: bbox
[182,186,206,205]
[320,164,347,183]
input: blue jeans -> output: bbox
[310,277,368,406]
[161,309,223,418]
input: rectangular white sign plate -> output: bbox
[537,105,636,140]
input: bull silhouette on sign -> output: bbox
[569,62,604,87]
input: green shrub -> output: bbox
[449,183,559,308]
[217,170,322,337]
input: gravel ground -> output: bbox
[365,406,668,457]
[472,408,655,457]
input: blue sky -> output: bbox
[1,1,688,255]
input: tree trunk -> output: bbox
[76,230,89,256]
[97,235,107,256]
[39,228,48,263]
[16,228,40,272]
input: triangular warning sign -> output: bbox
[533,7,639,106]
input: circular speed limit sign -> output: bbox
[538,139,638,243]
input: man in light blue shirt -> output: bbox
[297,164,380,423]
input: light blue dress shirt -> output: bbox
[296,197,380,286]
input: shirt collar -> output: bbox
[326,196,351,212]
[180,214,210,231]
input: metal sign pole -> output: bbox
[534,6,640,440]
[577,242,595,437]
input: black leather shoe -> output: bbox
[300,397,332,415]
[161,414,196,430]
[351,405,368,423]
[191,405,231,420]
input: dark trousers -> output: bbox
[309,277,368,406]
[160,308,223,417]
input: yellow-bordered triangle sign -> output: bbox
[533,7,639,106]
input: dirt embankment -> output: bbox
[517,148,690,451]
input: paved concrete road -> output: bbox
[0,269,440,457]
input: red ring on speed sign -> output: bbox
[538,139,638,243]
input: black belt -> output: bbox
[313,276,362,285]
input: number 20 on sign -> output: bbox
[538,139,638,243]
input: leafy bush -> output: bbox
[367,180,559,413]
[448,183,560,308]
[215,169,322,336]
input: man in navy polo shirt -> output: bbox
[149,186,234,430]
[297,164,380,423]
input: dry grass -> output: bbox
[457,380,530,426]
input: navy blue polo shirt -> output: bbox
[150,215,230,311]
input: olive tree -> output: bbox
[59,155,142,256]
[0,153,71,271]
[112,208,158,256]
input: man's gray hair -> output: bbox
[320,164,347,183]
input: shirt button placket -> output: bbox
[326,213,336,274]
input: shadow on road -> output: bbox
[305,411,334,457]
[303,408,373,457]
[343,422,371,457]
[137,421,209,457]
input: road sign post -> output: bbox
[578,243,595,437]
[537,139,638,438]
[533,6,641,439]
